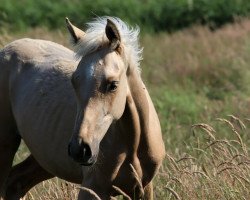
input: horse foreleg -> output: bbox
[78,179,111,200]
[0,74,22,198]
[143,182,153,200]
[0,126,21,198]
[5,155,54,200]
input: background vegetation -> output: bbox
[1,0,250,32]
[1,0,250,199]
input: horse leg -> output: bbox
[78,190,110,200]
[0,64,22,198]
[78,180,110,200]
[143,182,153,200]
[0,115,21,198]
[5,155,54,200]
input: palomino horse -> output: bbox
[0,17,165,199]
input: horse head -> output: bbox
[67,17,141,166]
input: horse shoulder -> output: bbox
[139,88,166,164]
[147,97,166,163]
[138,90,166,184]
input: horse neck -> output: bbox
[116,67,150,156]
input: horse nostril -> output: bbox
[81,143,92,161]
[68,139,95,165]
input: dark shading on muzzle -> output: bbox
[68,138,97,166]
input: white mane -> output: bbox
[74,16,143,71]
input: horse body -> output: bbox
[1,38,83,182]
[0,17,165,200]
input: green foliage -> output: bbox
[153,87,207,125]
[1,0,250,32]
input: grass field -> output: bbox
[1,19,250,199]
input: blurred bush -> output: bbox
[0,0,250,32]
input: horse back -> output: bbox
[0,38,77,119]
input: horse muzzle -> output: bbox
[68,139,98,166]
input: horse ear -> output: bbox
[65,17,85,45]
[105,19,121,50]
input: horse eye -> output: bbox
[107,81,119,92]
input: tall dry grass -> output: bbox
[155,115,250,199]
[142,18,250,90]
